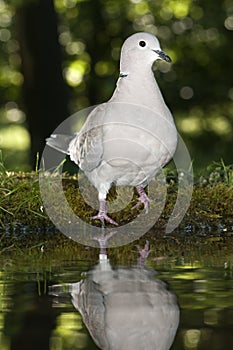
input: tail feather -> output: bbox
[46,134,75,154]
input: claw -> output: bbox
[92,213,118,226]
[132,185,151,213]
[136,240,151,266]
[93,230,117,255]
[136,240,151,259]
[91,198,119,226]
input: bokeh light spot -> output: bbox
[0,28,10,42]
[180,86,194,100]
[224,16,233,30]
[64,59,90,87]
[94,61,115,76]
[184,329,201,349]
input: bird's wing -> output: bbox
[71,279,109,349]
[68,104,106,172]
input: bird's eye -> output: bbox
[139,40,146,47]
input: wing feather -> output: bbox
[68,104,106,171]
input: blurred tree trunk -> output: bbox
[78,0,115,105]
[17,0,69,167]
[85,0,107,105]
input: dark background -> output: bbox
[0,0,232,173]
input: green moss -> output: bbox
[0,170,48,228]
[0,161,233,257]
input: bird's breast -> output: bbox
[101,102,177,168]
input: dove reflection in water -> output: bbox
[69,242,179,350]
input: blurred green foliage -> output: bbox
[0,0,233,170]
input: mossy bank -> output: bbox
[0,161,233,259]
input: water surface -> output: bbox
[0,236,233,350]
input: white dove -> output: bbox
[46,32,177,226]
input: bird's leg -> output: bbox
[132,185,151,213]
[92,199,118,226]
[93,229,117,255]
[136,240,151,266]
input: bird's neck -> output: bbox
[110,67,165,109]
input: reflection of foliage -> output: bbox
[0,0,233,168]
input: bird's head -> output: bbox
[120,32,171,75]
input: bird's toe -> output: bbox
[132,195,151,213]
[91,213,118,226]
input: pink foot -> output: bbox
[132,185,151,213]
[92,213,118,226]
[93,231,117,254]
[136,240,151,266]
[136,240,151,259]
[91,199,118,226]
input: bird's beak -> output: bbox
[153,49,171,63]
